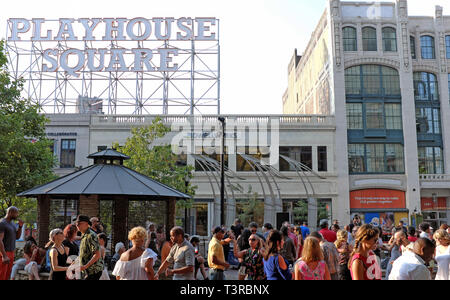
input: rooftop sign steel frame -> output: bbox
[5,18,220,115]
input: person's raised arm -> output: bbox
[232,240,247,259]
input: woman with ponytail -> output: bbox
[348,224,382,280]
[263,230,292,280]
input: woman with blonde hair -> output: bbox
[112,227,157,280]
[348,224,382,280]
[232,234,266,280]
[47,228,70,280]
[294,237,330,280]
[335,230,352,280]
[433,229,450,280]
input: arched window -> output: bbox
[362,27,377,51]
[382,27,397,52]
[345,65,400,96]
[343,27,357,51]
[421,36,435,59]
[413,72,439,101]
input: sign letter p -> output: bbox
[9,18,31,41]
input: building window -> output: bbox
[60,139,76,168]
[279,147,312,171]
[237,146,270,172]
[421,36,435,59]
[362,27,377,51]
[343,27,357,51]
[385,104,403,130]
[418,147,444,174]
[345,65,400,96]
[195,147,228,172]
[49,199,79,230]
[411,36,416,59]
[366,103,384,129]
[193,203,208,236]
[416,108,441,135]
[318,146,327,172]
[382,27,397,52]
[413,72,439,101]
[348,144,404,174]
[346,103,363,129]
[446,36,450,59]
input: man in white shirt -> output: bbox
[388,238,436,280]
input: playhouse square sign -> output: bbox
[7,18,217,76]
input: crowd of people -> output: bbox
[1,206,449,280]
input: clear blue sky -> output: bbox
[1,0,450,114]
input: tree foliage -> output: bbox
[237,186,265,227]
[0,40,57,221]
[113,117,196,211]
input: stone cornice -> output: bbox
[344,57,400,69]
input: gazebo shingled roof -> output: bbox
[18,149,191,248]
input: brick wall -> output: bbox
[79,195,100,218]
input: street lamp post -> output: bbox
[218,117,226,227]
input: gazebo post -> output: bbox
[113,196,129,250]
[166,198,177,239]
[37,195,50,248]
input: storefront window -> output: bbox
[236,198,265,228]
[193,203,208,237]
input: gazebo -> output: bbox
[17,149,191,249]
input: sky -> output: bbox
[1,0,450,115]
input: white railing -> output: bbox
[419,174,450,181]
[91,114,335,126]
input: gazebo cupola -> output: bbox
[87,149,130,166]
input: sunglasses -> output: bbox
[249,238,257,242]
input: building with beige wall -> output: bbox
[45,114,337,236]
[283,0,450,230]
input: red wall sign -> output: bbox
[350,189,406,209]
[421,198,448,211]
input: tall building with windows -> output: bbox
[283,0,450,229]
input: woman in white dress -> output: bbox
[433,229,450,280]
[112,227,157,280]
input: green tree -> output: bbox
[113,117,196,213]
[237,186,265,227]
[0,40,57,222]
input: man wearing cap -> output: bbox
[0,207,23,280]
[75,215,103,280]
[208,226,232,280]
